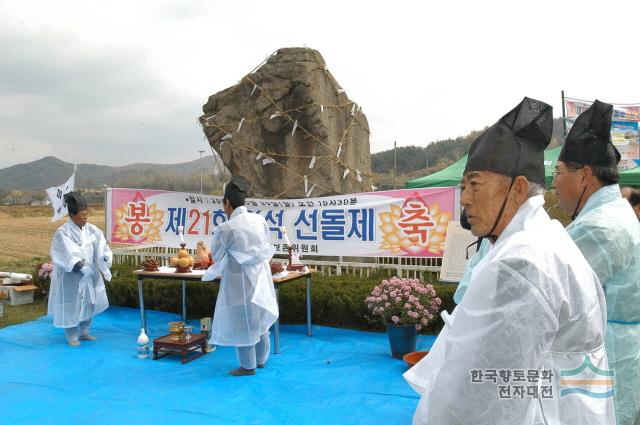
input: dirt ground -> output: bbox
[0,204,114,272]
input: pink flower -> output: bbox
[415,324,422,331]
[391,316,400,323]
[385,302,391,307]
[395,297,401,303]
[421,318,429,325]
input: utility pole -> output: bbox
[425,145,429,170]
[393,141,397,189]
[198,150,205,194]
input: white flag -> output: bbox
[46,170,75,222]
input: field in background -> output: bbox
[0,204,114,273]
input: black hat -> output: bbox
[224,175,250,196]
[223,175,250,208]
[464,97,553,184]
[63,191,88,215]
[558,99,620,167]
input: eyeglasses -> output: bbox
[552,168,580,179]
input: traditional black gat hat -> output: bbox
[558,99,620,167]
[63,191,88,215]
[464,97,553,184]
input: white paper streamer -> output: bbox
[337,88,345,94]
[262,157,274,165]
[306,184,316,198]
[309,156,316,169]
[304,175,308,193]
[269,112,281,120]
[251,84,257,95]
[320,104,324,113]
[204,114,216,121]
[371,185,378,191]
[292,120,298,136]
[220,141,225,148]
[350,104,356,116]
[237,118,245,132]
[324,66,328,71]
[336,144,342,158]
[356,169,362,182]
[221,133,232,141]
[256,152,263,160]
[343,168,350,179]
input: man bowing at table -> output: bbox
[202,176,279,376]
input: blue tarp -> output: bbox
[0,307,435,424]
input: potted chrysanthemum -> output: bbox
[365,276,442,359]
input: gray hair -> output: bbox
[501,175,545,198]
[527,182,545,198]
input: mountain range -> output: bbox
[0,156,225,194]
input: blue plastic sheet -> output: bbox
[0,307,435,424]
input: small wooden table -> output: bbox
[153,333,208,364]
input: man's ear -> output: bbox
[513,176,530,201]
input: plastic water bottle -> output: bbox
[137,328,149,359]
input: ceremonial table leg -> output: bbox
[306,275,312,336]
[137,278,147,331]
[181,280,186,322]
[274,285,280,354]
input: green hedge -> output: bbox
[106,264,457,335]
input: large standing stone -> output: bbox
[199,47,372,198]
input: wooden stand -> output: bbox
[152,333,208,364]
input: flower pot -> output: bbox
[386,324,417,359]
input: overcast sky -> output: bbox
[1,0,638,169]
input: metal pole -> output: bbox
[198,150,205,194]
[393,141,397,189]
[426,145,429,170]
[561,90,567,139]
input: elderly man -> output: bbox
[554,100,640,425]
[48,192,112,346]
[404,97,614,424]
[202,176,278,376]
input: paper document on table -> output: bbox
[439,221,479,282]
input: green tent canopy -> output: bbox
[406,146,563,188]
[620,166,640,187]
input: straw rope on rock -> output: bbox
[199,47,372,198]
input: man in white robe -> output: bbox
[202,176,278,376]
[554,100,640,425]
[404,97,615,424]
[48,192,112,346]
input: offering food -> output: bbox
[270,262,284,274]
[172,243,194,273]
[195,241,211,269]
[141,258,160,272]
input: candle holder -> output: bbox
[286,245,306,272]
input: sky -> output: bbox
[1,0,639,169]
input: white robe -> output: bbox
[404,196,615,425]
[202,206,278,347]
[48,220,112,328]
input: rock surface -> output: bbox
[199,47,372,198]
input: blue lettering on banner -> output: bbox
[321,209,346,241]
[347,208,375,241]
[264,210,284,238]
[165,207,187,234]
[293,210,318,240]
[211,209,227,229]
